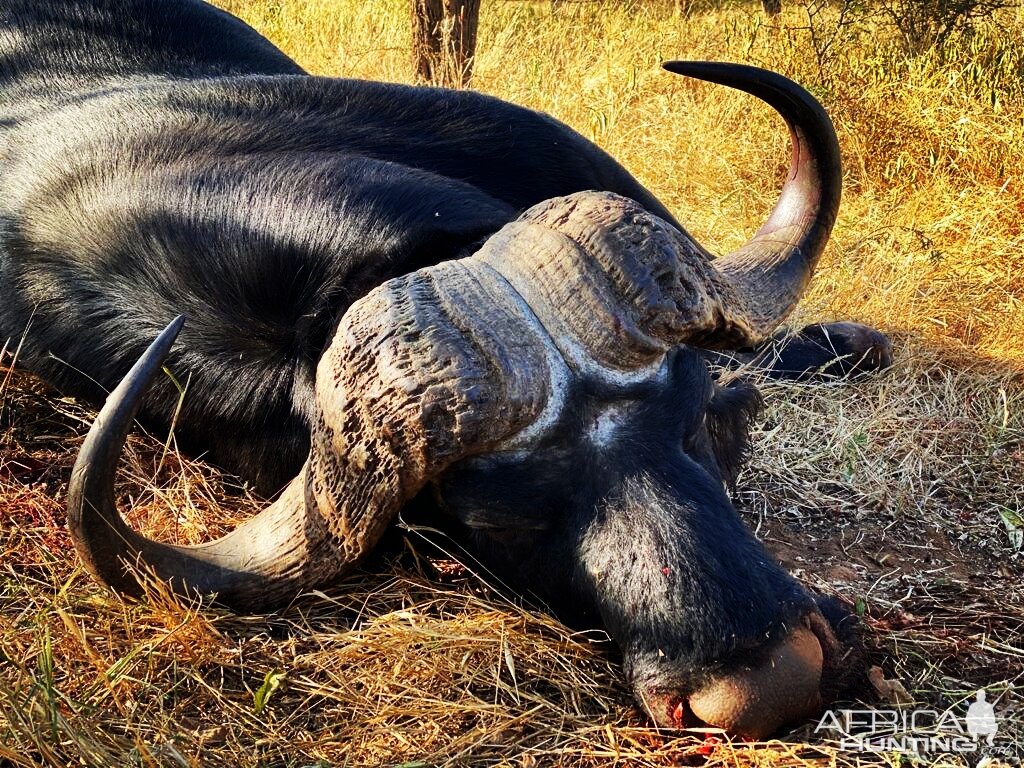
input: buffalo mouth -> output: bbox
[634,607,849,740]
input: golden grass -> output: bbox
[2,1,1023,766]
[215,0,1024,365]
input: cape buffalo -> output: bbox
[0,0,890,739]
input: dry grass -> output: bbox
[2,0,1023,766]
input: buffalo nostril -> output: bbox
[672,699,687,726]
[687,625,825,740]
[668,698,707,730]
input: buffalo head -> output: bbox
[68,62,857,739]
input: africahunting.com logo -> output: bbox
[815,689,1020,761]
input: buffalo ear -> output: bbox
[706,379,762,489]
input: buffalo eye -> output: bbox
[434,455,557,541]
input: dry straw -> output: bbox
[2,0,1022,765]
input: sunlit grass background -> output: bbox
[219,0,1024,366]
[1,1,1022,766]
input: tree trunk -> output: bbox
[412,0,481,88]
[762,0,782,14]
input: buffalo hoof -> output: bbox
[766,321,893,381]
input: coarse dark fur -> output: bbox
[0,0,679,492]
[0,0,882,711]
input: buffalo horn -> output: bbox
[68,261,553,609]
[474,62,841,371]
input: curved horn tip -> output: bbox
[659,60,832,122]
[660,59,769,80]
[78,313,187,464]
[105,316,187,401]
[67,315,187,596]
[92,315,187,437]
[658,59,841,344]
[150,315,186,365]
